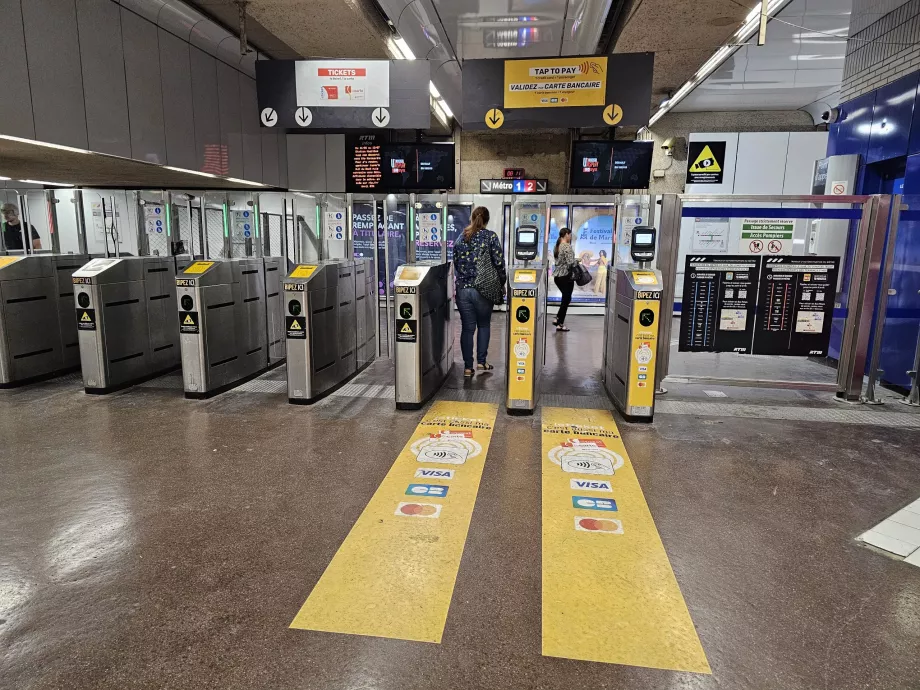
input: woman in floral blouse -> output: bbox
[452,206,506,377]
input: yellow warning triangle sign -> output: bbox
[290,319,302,330]
[689,145,721,173]
[183,314,195,325]
[80,311,91,322]
[400,322,413,334]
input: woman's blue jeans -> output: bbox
[456,287,493,369]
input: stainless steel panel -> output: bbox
[263,257,285,364]
[158,29,198,170]
[52,254,88,370]
[287,136,328,192]
[216,61,244,178]
[0,0,35,138]
[0,257,60,384]
[22,0,88,149]
[239,76,263,183]
[277,131,289,189]
[189,47,222,174]
[121,6,167,163]
[77,0,131,158]
[261,131,281,186]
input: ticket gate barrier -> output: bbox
[0,254,88,386]
[73,256,190,393]
[394,262,453,410]
[175,258,283,398]
[602,228,662,422]
[283,259,376,403]
[506,266,548,413]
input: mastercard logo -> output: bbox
[575,517,623,534]
[395,502,441,518]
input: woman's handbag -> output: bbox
[572,262,592,287]
[473,245,505,305]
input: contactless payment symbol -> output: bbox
[549,441,624,476]
[411,430,481,465]
[635,345,653,364]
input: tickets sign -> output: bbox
[504,57,607,109]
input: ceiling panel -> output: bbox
[674,0,851,112]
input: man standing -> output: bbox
[1,203,42,252]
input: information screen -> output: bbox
[633,231,654,246]
[519,230,536,244]
[570,140,653,189]
[347,139,455,192]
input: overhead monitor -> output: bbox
[347,140,455,193]
[569,140,653,189]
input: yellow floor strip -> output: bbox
[541,407,710,673]
[291,400,498,643]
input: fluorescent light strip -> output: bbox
[429,82,441,99]
[0,134,90,154]
[0,176,10,181]
[647,0,793,126]
[394,37,415,60]
[439,100,454,119]
[163,166,217,178]
[20,179,74,187]
[224,177,268,187]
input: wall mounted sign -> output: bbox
[480,179,548,194]
[256,59,430,129]
[462,53,654,131]
[686,142,726,184]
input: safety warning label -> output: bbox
[180,311,200,334]
[77,309,96,331]
[396,318,417,343]
[286,315,306,339]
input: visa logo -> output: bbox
[572,495,618,511]
[406,483,449,497]
[638,366,648,372]
[415,468,455,480]
[569,479,612,493]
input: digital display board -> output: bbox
[347,135,455,192]
[569,140,653,189]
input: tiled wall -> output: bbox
[841,0,920,101]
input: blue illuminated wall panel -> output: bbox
[827,93,875,158]
[867,73,918,164]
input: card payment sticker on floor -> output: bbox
[291,401,498,643]
[541,407,710,673]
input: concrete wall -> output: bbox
[457,129,570,193]
[841,0,920,101]
[643,110,816,195]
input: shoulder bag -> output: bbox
[473,242,504,305]
[572,261,592,287]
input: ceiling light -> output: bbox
[432,101,450,128]
[429,82,441,99]
[393,37,415,60]
[0,176,10,181]
[224,177,267,187]
[163,166,218,178]
[20,179,74,187]
[439,100,454,119]
[0,134,91,154]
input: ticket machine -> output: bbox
[603,227,663,422]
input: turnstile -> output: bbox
[0,254,88,386]
[505,265,548,413]
[394,262,453,410]
[283,258,376,403]
[175,258,282,398]
[73,256,189,393]
[603,266,663,422]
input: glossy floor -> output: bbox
[2,315,919,689]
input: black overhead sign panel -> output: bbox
[255,60,430,130]
[462,53,654,131]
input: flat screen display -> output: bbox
[633,231,654,246]
[570,140,653,189]
[518,230,537,244]
[347,140,455,192]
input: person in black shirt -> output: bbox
[1,203,41,252]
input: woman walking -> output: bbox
[552,227,578,332]
[452,206,506,378]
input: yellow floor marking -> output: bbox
[291,400,498,643]
[541,407,710,673]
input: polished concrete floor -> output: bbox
[2,315,920,689]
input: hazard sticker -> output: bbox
[396,318,417,343]
[77,308,96,331]
[286,315,306,339]
[686,141,725,185]
[180,311,200,334]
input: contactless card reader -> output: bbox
[514,225,539,262]
[603,225,663,423]
[630,226,657,264]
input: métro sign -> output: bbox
[480,179,548,194]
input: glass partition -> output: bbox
[291,193,321,264]
[227,191,257,258]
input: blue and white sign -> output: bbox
[406,483,449,498]
[325,211,347,240]
[569,479,612,493]
[144,204,166,235]
[415,468,455,480]
[571,495,618,511]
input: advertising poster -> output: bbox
[352,202,406,294]
[547,207,614,305]
[504,57,608,109]
[295,61,390,108]
[446,205,471,262]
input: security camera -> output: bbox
[661,136,683,157]
[820,107,840,124]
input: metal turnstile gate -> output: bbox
[394,262,453,410]
[73,256,188,393]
